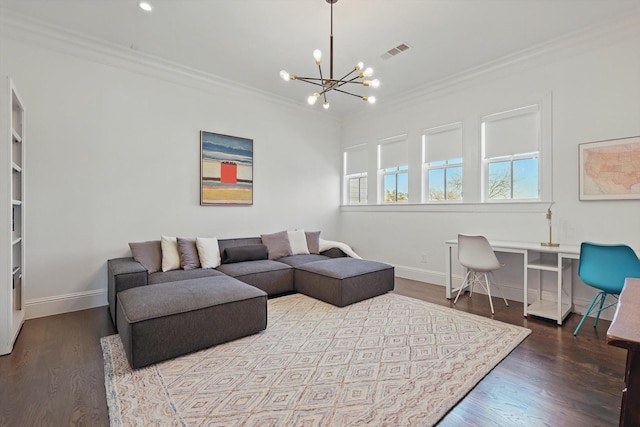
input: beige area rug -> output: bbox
[101,293,531,426]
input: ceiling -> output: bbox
[1,0,639,115]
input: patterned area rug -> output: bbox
[101,293,530,426]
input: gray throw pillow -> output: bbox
[177,237,201,270]
[129,240,162,273]
[305,231,321,254]
[222,244,268,264]
[260,230,293,260]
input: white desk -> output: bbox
[445,239,580,325]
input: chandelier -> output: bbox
[279,0,380,110]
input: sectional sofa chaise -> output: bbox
[107,233,394,368]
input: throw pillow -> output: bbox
[161,235,181,272]
[222,244,268,264]
[128,240,162,273]
[196,237,221,269]
[260,230,292,260]
[288,230,310,255]
[305,231,321,254]
[177,237,200,270]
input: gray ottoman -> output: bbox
[116,276,267,369]
[294,258,394,307]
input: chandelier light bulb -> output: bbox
[307,93,320,105]
[138,1,153,12]
[355,62,364,71]
[313,49,323,64]
[363,67,374,77]
[280,70,290,81]
[323,100,330,109]
[362,96,376,104]
[371,79,380,88]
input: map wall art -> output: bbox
[579,136,640,200]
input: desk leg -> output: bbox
[557,255,563,325]
[621,349,640,426]
[523,251,528,318]
[445,245,452,299]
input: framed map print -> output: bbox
[579,136,640,200]
[200,131,253,205]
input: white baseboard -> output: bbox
[25,289,107,320]
[394,265,443,287]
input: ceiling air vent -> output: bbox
[381,43,411,60]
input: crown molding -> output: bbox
[345,9,640,122]
[0,8,341,124]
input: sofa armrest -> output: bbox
[108,257,149,329]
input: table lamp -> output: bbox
[541,207,560,247]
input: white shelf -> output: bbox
[11,128,22,143]
[3,78,26,355]
[527,299,572,321]
[527,260,558,272]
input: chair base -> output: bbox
[573,291,618,336]
[453,270,509,314]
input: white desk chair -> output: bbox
[454,234,509,314]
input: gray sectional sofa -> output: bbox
[107,236,394,368]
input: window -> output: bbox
[343,146,368,204]
[382,166,409,202]
[423,123,463,201]
[482,105,540,201]
[378,136,408,203]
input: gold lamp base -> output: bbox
[541,242,560,247]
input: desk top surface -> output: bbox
[607,278,640,350]
[445,239,581,255]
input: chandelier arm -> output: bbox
[332,87,365,99]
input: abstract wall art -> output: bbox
[200,131,253,205]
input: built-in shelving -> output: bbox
[2,77,26,355]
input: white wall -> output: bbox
[0,28,342,318]
[339,15,640,319]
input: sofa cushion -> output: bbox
[288,230,310,255]
[260,230,292,260]
[277,254,330,267]
[217,259,294,295]
[129,240,162,273]
[149,268,225,285]
[161,235,181,272]
[305,231,321,254]
[222,244,268,264]
[196,237,221,269]
[177,237,200,270]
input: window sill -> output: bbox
[340,201,553,213]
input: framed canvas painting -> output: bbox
[579,136,640,200]
[200,131,253,205]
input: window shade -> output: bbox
[424,125,463,163]
[345,147,368,175]
[379,138,408,169]
[484,106,539,159]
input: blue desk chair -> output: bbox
[573,242,640,336]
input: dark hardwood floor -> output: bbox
[0,278,626,426]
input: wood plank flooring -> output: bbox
[0,278,626,426]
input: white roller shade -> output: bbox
[379,138,408,169]
[424,125,462,163]
[484,106,539,159]
[345,147,368,175]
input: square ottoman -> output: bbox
[294,258,394,307]
[116,275,267,369]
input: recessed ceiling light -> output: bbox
[138,1,153,12]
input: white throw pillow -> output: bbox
[288,230,310,255]
[161,235,181,272]
[196,237,221,269]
